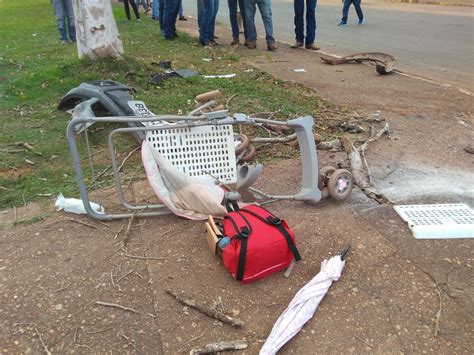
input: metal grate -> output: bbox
[394,204,474,239]
[146,125,237,184]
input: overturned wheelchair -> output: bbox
[59,81,354,220]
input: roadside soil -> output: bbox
[1,16,473,354]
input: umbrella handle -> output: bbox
[340,242,351,261]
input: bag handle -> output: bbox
[239,208,301,261]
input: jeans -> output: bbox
[197,0,219,44]
[244,0,274,44]
[136,0,148,11]
[163,0,181,38]
[124,0,140,20]
[294,0,316,45]
[341,0,363,23]
[179,4,184,17]
[152,0,159,18]
[227,0,239,39]
[52,0,76,41]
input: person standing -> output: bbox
[338,0,365,26]
[123,0,141,21]
[227,0,248,46]
[152,0,160,20]
[52,0,76,45]
[136,0,149,13]
[178,4,187,20]
[291,0,319,50]
[162,0,182,39]
[197,0,219,46]
[243,0,277,51]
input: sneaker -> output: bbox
[267,42,277,51]
[358,18,365,25]
[291,41,304,49]
[60,40,68,45]
[337,21,348,27]
[231,37,239,46]
[305,43,320,51]
[247,41,257,49]
[179,16,187,21]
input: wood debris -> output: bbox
[190,339,248,354]
[166,289,244,328]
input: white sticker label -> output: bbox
[128,101,154,117]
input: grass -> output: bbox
[0,0,337,209]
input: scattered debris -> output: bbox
[55,192,105,215]
[149,67,199,85]
[122,254,165,261]
[394,204,474,239]
[94,301,141,314]
[321,52,395,75]
[463,146,474,154]
[317,139,342,151]
[203,74,236,79]
[34,327,52,355]
[340,121,364,133]
[64,216,98,229]
[121,333,141,353]
[190,339,248,354]
[342,123,391,203]
[165,289,244,328]
[293,68,307,73]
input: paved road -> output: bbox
[181,0,474,91]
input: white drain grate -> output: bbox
[394,204,474,239]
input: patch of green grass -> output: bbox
[0,0,335,209]
[13,214,49,226]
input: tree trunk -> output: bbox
[72,0,124,60]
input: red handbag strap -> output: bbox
[224,212,252,281]
[239,207,301,262]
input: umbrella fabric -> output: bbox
[260,255,345,355]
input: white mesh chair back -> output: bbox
[146,124,237,184]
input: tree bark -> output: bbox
[72,0,123,60]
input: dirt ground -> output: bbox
[1,17,473,355]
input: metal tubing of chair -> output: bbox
[67,126,114,220]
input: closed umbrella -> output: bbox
[260,244,351,355]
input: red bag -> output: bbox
[220,205,301,283]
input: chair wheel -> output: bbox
[318,166,336,189]
[327,169,353,201]
[234,134,250,155]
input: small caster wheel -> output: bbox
[240,144,256,162]
[328,169,353,201]
[318,166,336,189]
[234,134,250,155]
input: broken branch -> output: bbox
[116,146,140,172]
[34,327,52,355]
[64,217,98,229]
[122,254,164,261]
[251,133,297,144]
[190,340,248,354]
[342,123,391,204]
[94,301,141,314]
[166,289,244,328]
